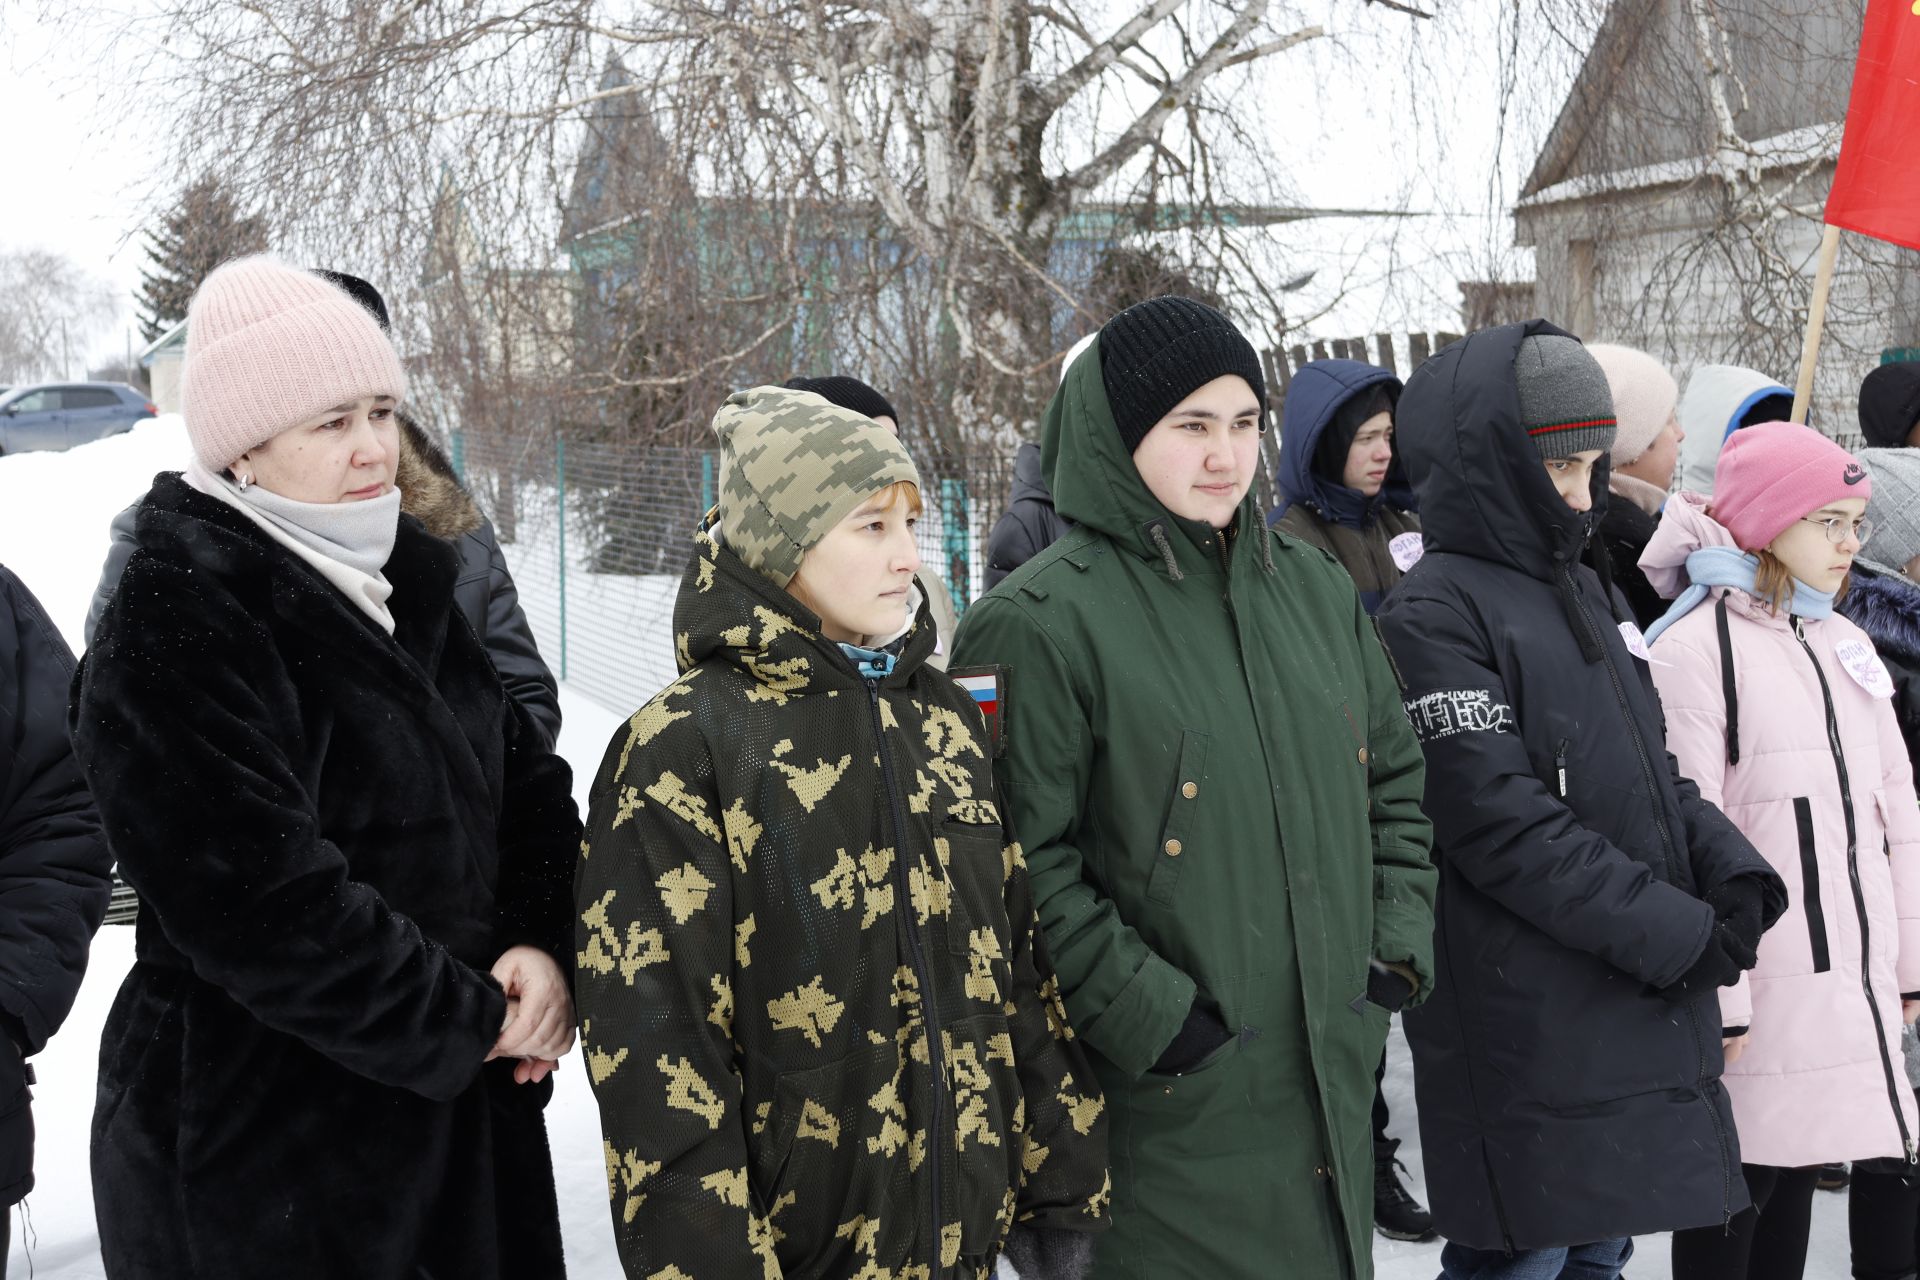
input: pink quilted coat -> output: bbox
[1643,494,1920,1167]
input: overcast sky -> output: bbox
[0,0,1593,373]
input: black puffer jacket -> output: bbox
[0,564,111,1205]
[74,473,579,1279]
[1375,321,1785,1252]
[984,443,1072,591]
[83,416,561,748]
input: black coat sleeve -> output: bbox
[0,567,111,1054]
[1377,590,1715,987]
[474,520,561,750]
[491,690,579,974]
[82,500,142,649]
[73,556,508,1101]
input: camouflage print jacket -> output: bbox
[576,525,1111,1280]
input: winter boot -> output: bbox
[1374,1138,1437,1242]
[1818,1162,1852,1192]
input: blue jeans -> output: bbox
[1438,1237,1633,1280]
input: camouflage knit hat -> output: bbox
[712,385,921,587]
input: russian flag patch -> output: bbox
[947,665,1007,757]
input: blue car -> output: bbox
[0,382,158,454]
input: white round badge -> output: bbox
[1389,532,1425,572]
[1835,638,1896,699]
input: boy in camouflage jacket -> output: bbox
[577,386,1111,1280]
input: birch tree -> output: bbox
[108,0,1396,447]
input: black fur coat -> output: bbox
[73,473,579,1279]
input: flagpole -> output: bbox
[1791,223,1843,424]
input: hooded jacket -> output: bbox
[73,472,580,1280]
[1677,366,1792,494]
[1374,322,1784,1252]
[1859,362,1920,450]
[950,337,1437,1280]
[83,415,562,749]
[575,526,1110,1280]
[0,564,111,1206]
[1268,359,1421,614]
[984,442,1072,591]
[1646,498,1920,1167]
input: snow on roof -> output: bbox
[1516,122,1841,211]
[137,319,186,365]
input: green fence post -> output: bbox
[701,453,715,514]
[556,437,568,682]
[941,476,971,613]
[449,429,466,484]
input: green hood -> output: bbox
[1041,336,1270,576]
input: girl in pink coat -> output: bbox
[1641,422,1920,1280]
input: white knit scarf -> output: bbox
[185,459,402,634]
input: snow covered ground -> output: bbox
[0,420,1854,1278]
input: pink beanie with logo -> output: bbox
[180,255,409,470]
[1711,421,1871,551]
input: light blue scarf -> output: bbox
[838,642,898,680]
[1643,545,1836,646]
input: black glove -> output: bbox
[1658,925,1748,1003]
[1001,1224,1097,1280]
[1152,994,1233,1074]
[1706,876,1766,958]
[1366,961,1416,1013]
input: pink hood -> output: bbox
[1638,491,1737,601]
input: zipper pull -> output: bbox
[1793,616,1805,641]
[1554,739,1570,799]
[1908,1136,1916,1166]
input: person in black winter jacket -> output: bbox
[83,278,562,750]
[0,563,112,1270]
[1375,323,1785,1280]
[985,441,1073,591]
[1860,362,1920,450]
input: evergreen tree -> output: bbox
[135,177,269,341]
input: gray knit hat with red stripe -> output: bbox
[1515,334,1617,459]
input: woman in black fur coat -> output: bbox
[71,256,579,1280]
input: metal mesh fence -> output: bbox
[454,432,1027,715]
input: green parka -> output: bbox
[949,341,1437,1280]
[576,524,1111,1280]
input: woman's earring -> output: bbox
[236,472,252,491]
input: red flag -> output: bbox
[1826,0,1920,252]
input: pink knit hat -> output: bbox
[180,255,409,470]
[1711,421,1871,551]
[1586,343,1678,465]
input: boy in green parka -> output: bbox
[950,298,1437,1280]
[576,386,1110,1280]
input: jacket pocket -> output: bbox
[1794,796,1832,974]
[939,820,1017,1013]
[1146,730,1210,907]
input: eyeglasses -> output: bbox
[1799,515,1873,546]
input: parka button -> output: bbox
[1357,747,1370,764]
[1182,782,1199,799]
[1164,839,1183,857]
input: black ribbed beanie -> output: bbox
[782,375,900,431]
[1098,296,1267,453]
